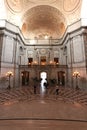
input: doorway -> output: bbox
[21,71,29,86]
[40,72,47,93]
[57,71,65,86]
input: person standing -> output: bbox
[56,84,59,95]
[34,85,36,94]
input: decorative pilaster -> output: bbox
[83,32,87,73]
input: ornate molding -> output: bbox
[22,5,66,39]
[40,49,47,55]
[6,0,23,13]
[63,0,80,13]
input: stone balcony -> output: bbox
[19,64,68,70]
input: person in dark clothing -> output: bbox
[56,84,59,95]
[34,85,36,94]
[44,82,47,89]
[76,85,80,90]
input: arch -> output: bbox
[57,71,65,86]
[40,71,48,93]
[21,71,29,86]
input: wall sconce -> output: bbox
[73,71,80,90]
[6,71,13,89]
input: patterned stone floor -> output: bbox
[0,86,87,129]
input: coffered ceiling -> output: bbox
[5,0,82,39]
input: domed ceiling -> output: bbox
[21,5,66,39]
[5,0,81,39]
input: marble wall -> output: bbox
[0,20,87,88]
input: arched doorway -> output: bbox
[40,72,47,93]
[21,71,29,86]
[57,71,65,86]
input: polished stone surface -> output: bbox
[0,87,87,129]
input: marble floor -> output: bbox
[0,87,87,129]
[0,119,87,130]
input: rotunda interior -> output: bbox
[0,0,87,129]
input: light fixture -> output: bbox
[73,71,80,77]
[32,61,38,65]
[6,71,13,89]
[73,71,80,90]
[44,35,48,39]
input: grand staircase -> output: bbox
[0,86,87,106]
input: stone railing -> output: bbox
[19,64,68,69]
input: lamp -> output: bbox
[73,71,80,90]
[6,71,13,89]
